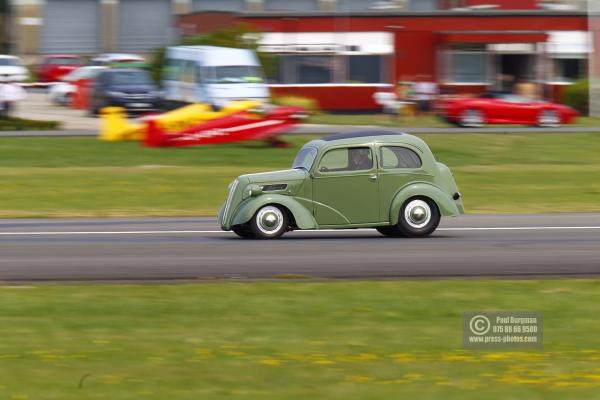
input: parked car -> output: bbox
[437,92,579,128]
[219,131,464,239]
[37,55,85,82]
[48,66,107,105]
[163,46,269,108]
[90,53,145,67]
[0,55,29,82]
[90,69,162,115]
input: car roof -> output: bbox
[0,55,17,59]
[305,130,428,151]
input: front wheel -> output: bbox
[397,198,440,238]
[536,109,560,128]
[250,205,288,239]
[459,109,485,128]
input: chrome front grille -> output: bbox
[221,180,238,227]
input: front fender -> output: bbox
[230,194,318,230]
[389,183,463,224]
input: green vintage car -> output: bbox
[218,131,464,239]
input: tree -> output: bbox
[149,23,276,84]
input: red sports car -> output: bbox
[37,55,85,82]
[438,92,579,128]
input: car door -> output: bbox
[312,146,379,226]
[376,144,431,222]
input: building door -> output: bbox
[193,0,245,11]
[264,0,319,11]
[118,0,173,52]
[41,0,99,54]
[499,54,534,83]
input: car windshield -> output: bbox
[64,67,103,81]
[48,57,83,65]
[213,66,264,84]
[0,58,19,66]
[292,147,318,170]
[498,94,532,103]
[108,71,152,86]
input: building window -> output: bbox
[272,54,387,84]
[349,56,383,83]
[447,51,488,83]
[554,58,584,82]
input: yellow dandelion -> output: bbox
[259,358,282,366]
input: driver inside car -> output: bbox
[348,148,373,171]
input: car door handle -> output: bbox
[368,174,378,181]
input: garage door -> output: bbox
[118,0,173,52]
[193,0,245,11]
[264,0,319,11]
[42,0,99,54]
[336,0,381,11]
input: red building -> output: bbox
[177,9,588,110]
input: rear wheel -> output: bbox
[536,109,560,128]
[459,109,485,128]
[396,198,440,238]
[250,205,288,239]
[232,224,255,239]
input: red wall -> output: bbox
[395,31,438,80]
[270,85,388,111]
[176,13,587,110]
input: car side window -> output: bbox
[380,146,422,169]
[318,147,373,173]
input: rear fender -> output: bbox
[389,183,461,224]
[230,194,317,229]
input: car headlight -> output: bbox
[242,185,262,199]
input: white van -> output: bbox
[163,46,269,108]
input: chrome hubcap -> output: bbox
[256,206,284,235]
[539,111,559,126]
[404,200,431,229]
[462,110,482,127]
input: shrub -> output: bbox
[562,79,588,115]
[0,117,61,131]
[271,95,320,113]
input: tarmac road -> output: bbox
[0,214,599,282]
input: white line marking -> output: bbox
[0,226,599,236]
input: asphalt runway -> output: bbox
[1,214,599,282]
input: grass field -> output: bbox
[1,280,600,399]
[1,133,600,217]
[307,113,600,128]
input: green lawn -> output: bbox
[1,133,600,217]
[1,280,600,399]
[307,113,600,128]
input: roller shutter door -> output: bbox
[42,0,99,54]
[336,0,381,11]
[193,0,245,11]
[264,0,319,11]
[118,0,173,52]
